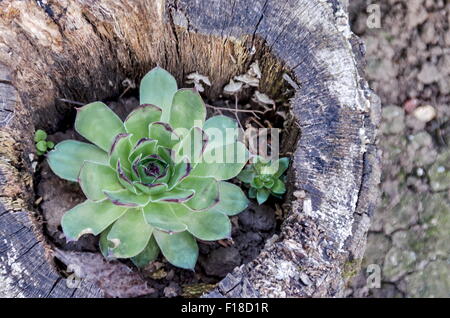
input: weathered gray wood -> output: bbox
[0,0,380,298]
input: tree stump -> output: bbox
[0,0,381,297]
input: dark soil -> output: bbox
[35,96,283,298]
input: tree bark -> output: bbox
[0,0,380,298]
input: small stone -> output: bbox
[294,190,306,199]
[413,105,436,123]
[416,168,424,177]
[299,273,312,286]
[383,247,417,282]
[403,98,419,113]
[428,149,450,192]
[381,105,405,134]
[403,260,450,297]
[417,64,441,84]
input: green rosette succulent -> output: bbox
[237,156,289,205]
[47,67,250,270]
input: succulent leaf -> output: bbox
[62,200,127,240]
[167,158,191,189]
[150,188,195,203]
[109,133,132,172]
[271,179,286,194]
[47,140,108,182]
[46,141,55,149]
[237,168,255,184]
[79,161,123,201]
[274,157,290,178]
[34,129,47,142]
[209,181,249,216]
[140,67,178,122]
[143,202,188,233]
[180,211,231,241]
[134,182,168,196]
[107,208,153,258]
[203,115,239,150]
[148,122,180,149]
[153,230,198,270]
[256,188,270,205]
[74,102,125,152]
[116,159,139,194]
[99,226,112,258]
[169,89,206,135]
[104,189,151,207]
[36,140,48,152]
[191,142,249,180]
[173,127,208,164]
[131,235,160,268]
[178,176,219,211]
[129,138,158,163]
[124,104,162,144]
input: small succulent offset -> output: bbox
[47,67,250,270]
[237,157,289,205]
[34,129,55,156]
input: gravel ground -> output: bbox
[347,0,450,297]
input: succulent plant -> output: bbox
[47,67,250,269]
[34,129,54,155]
[237,156,289,205]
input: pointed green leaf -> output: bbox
[74,102,125,152]
[173,127,208,164]
[140,67,178,122]
[149,122,180,149]
[271,179,286,194]
[209,181,249,216]
[168,159,191,189]
[191,142,249,180]
[109,133,132,172]
[169,89,206,134]
[79,162,123,201]
[249,187,257,199]
[153,230,198,270]
[177,176,219,211]
[203,115,239,150]
[251,177,264,189]
[256,188,270,205]
[131,235,160,268]
[151,188,194,203]
[61,200,127,240]
[47,140,108,182]
[129,138,158,163]
[274,157,290,178]
[124,104,162,144]
[134,182,168,196]
[99,226,112,258]
[237,167,255,184]
[116,159,139,194]
[143,202,188,233]
[180,211,231,241]
[107,208,153,258]
[104,189,151,207]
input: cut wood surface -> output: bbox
[0,0,380,297]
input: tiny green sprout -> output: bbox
[34,129,54,155]
[46,67,250,270]
[34,129,47,142]
[237,156,289,205]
